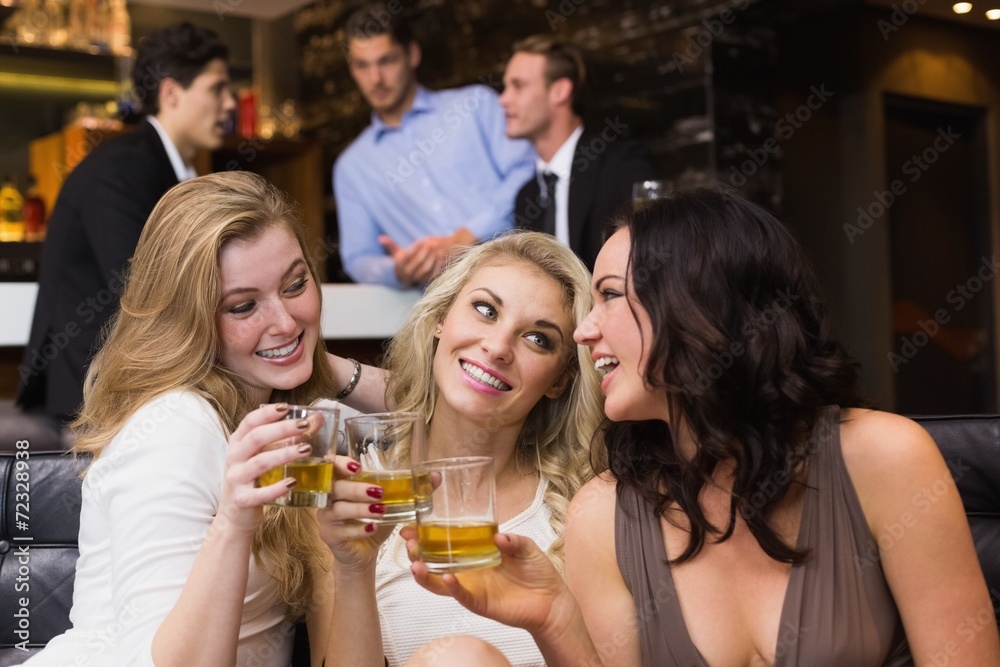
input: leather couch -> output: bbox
[2,415,998,663]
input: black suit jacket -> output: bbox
[17,119,178,420]
[514,127,656,270]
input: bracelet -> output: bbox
[336,358,362,400]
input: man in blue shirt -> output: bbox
[334,5,535,287]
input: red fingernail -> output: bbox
[369,503,386,514]
[365,523,376,533]
[367,486,383,499]
[347,461,361,473]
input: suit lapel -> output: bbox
[568,128,599,252]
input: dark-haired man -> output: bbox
[334,4,534,287]
[501,36,655,270]
[18,22,235,421]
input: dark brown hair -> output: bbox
[343,2,416,49]
[604,187,863,564]
[132,22,229,117]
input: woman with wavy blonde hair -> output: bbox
[318,231,603,667]
[24,171,360,667]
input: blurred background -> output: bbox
[1,0,998,415]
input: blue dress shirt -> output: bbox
[333,85,536,287]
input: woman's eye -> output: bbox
[525,332,553,350]
[474,302,497,319]
[601,289,622,301]
[286,277,308,294]
[229,301,255,315]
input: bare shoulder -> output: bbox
[838,408,951,528]
[567,474,618,529]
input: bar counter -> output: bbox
[0,283,422,346]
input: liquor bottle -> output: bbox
[23,177,47,242]
[0,176,26,243]
[108,0,130,55]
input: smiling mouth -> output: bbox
[460,361,511,391]
[594,356,619,377]
[256,334,301,359]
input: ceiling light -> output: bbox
[986,8,1000,18]
[953,3,973,13]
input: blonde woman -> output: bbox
[21,172,361,666]
[317,232,604,667]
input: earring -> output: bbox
[435,327,442,335]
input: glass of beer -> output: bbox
[257,404,340,508]
[413,456,501,574]
[344,412,426,524]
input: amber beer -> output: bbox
[258,404,340,508]
[258,458,333,508]
[417,521,501,572]
[415,456,500,573]
[352,470,416,523]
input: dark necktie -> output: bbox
[539,171,558,236]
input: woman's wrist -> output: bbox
[531,589,602,666]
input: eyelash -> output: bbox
[227,276,309,315]
[472,300,553,350]
[600,289,622,301]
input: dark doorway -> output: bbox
[884,95,993,414]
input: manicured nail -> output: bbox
[296,419,310,429]
[347,461,361,473]
[366,486,383,499]
[275,403,289,412]
[365,523,376,533]
[369,503,386,514]
[285,478,297,488]
[297,444,312,454]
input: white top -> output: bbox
[535,125,584,248]
[375,477,557,667]
[19,391,294,667]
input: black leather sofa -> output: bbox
[2,415,998,664]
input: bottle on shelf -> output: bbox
[23,176,47,242]
[0,176,26,243]
[108,0,130,55]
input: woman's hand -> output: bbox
[400,527,570,635]
[218,403,317,535]
[316,461,397,572]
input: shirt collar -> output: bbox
[146,115,198,182]
[536,124,584,182]
[371,86,435,141]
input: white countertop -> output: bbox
[0,283,422,346]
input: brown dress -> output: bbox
[615,406,913,666]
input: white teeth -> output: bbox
[594,356,619,375]
[460,361,511,391]
[257,338,299,359]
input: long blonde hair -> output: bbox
[72,171,334,620]
[383,231,604,570]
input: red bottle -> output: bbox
[239,89,257,138]
[23,176,46,242]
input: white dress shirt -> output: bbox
[535,125,583,247]
[146,115,199,182]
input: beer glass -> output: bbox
[258,404,340,508]
[414,456,501,574]
[344,412,426,524]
